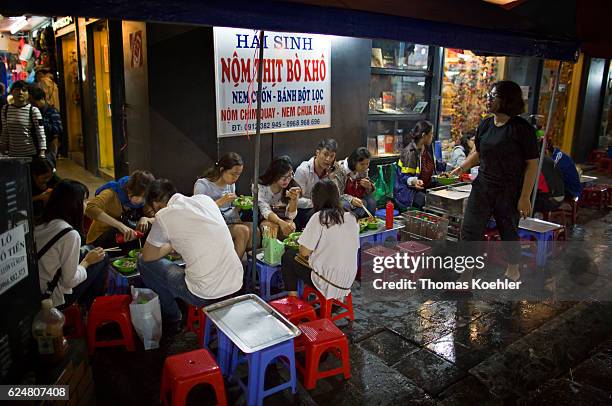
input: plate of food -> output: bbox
[112,257,137,274]
[234,195,254,210]
[166,252,182,261]
[128,248,141,258]
[359,217,381,232]
[433,172,459,185]
[283,238,299,249]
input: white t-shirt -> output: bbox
[298,211,360,299]
[34,219,87,307]
[146,193,243,299]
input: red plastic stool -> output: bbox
[160,349,227,406]
[580,185,608,209]
[596,157,612,174]
[62,303,85,339]
[588,150,607,164]
[185,305,206,346]
[269,296,317,324]
[302,286,354,323]
[87,295,135,354]
[295,318,350,390]
[560,197,579,224]
[543,209,567,227]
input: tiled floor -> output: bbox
[55,158,106,196]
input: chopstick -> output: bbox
[362,206,374,219]
[103,247,122,252]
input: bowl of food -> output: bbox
[112,257,137,274]
[233,195,253,210]
[434,173,459,185]
[283,238,299,249]
[128,248,141,258]
[287,231,302,241]
[166,253,182,261]
[358,219,368,233]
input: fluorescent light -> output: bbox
[417,81,425,86]
[10,17,27,34]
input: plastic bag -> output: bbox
[129,287,162,350]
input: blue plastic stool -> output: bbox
[202,317,233,377]
[255,260,286,301]
[374,229,399,244]
[230,339,297,406]
[374,208,399,219]
[107,268,129,294]
[518,228,554,267]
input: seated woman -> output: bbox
[35,180,108,309]
[30,156,59,220]
[331,147,376,218]
[85,170,156,248]
[281,179,360,300]
[258,156,301,239]
[446,132,475,171]
[194,152,253,260]
[395,120,437,210]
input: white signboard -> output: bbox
[214,27,331,137]
[0,226,28,295]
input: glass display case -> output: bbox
[368,40,436,159]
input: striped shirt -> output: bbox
[0,104,46,157]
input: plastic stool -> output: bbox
[561,197,579,224]
[518,228,555,267]
[107,268,129,295]
[302,286,354,323]
[87,295,135,354]
[588,150,607,163]
[295,319,350,390]
[374,208,399,219]
[580,185,608,209]
[62,303,85,339]
[269,296,317,324]
[543,209,567,227]
[160,349,227,406]
[596,157,612,174]
[230,339,297,406]
[255,260,286,301]
[186,305,214,347]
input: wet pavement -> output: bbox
[91,172,612,405]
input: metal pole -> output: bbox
[531,61,562,215]
[250,30,265,289]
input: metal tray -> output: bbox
[204,294,301,353]
[519,217,562,233]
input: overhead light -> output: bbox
[9,16,28,34]
[482,0,517,4]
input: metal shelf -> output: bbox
[371,67,432,77]
[368,112,426,121]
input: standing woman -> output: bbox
[395,120,437,210]
[258,156,301,239]
[85,170,156,248]
[35,180,108,308]
[281,179,360,300]
[451,81,539,281]
[194,152,253,260]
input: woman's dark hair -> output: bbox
[458,132,474,155]
[491,80,524,116]
[259,156,299,202]
[10,80,29,92]
[546,143,555,154]
[316,138,338,153]
[145,179,177,206]
[125,170,155,197]
[30,156,53,176]
[202,152,244,181]
[39,179,89,232]
[347,147,371,171]
[313,179,348,228]
[29,85,46,101]
[410,120,433,143]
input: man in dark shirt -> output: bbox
[30,86,62,167]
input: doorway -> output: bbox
[60,32,85,166]
[91,20,115,178]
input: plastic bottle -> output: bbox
[385,201,394,230]
[116,230,144,244]
[32,299,68,363]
